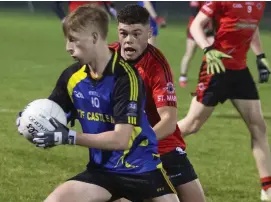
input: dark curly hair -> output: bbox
[117,4,150,25]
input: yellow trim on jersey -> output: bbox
[139,139,148,146]
[89,51,118,80]
[111,51,118,73]
[119,60,139,125]
[115,126,142,168]
[90,71,103,80]
[153,153,160,158]
[128,116,137,125]
[67,65,88,102]
[158,163,177,194]
[119,60,138,101]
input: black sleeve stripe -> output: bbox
[119,60,139,125]
[119,60,138,102]
[149,47,173,82]
[148,46,174,83]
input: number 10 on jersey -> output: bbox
[91,97,100,108]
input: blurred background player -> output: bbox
[111,4,206,202]
[51,1,117,23]
[138,1,166,47]
[179,1,214,87]
[177,1,271,201]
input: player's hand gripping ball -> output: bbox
[16,99,67,143]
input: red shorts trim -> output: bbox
[195,63,214,104]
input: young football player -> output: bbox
[20,4,180,202]
[177,1,271,200]
[111,4,206,202]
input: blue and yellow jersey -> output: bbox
[48,49,161,174]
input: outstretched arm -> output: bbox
[250,27,264,55]
[190,11,212,49]
[250,27,270,83]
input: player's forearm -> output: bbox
[190,14,211,49]
[143,1,157,19]
[250,27,264,56]
[76,131,129,150]
[153,118,177,140]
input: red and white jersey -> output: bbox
[109,42,186,155]
[200,1,265,70]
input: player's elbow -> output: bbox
[157,107,178,139]
[113,124,134,150]
[166,118,178,135]
[114,136,130,150]
[160,115,177,137]
[111,131,130,150]
[190,20,201,38]
[190,14,208,39]
[169,122,177,135]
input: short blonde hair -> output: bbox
[63,4,110,39]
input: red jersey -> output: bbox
[109,42,186,155]
[200,1,265,70]
[69,1,110,12]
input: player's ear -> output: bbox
[92,32,98,44]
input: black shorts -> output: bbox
[195,63,259,106]
[161,148,198,187]
[68,168,176,201]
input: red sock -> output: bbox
[261,177,271,191]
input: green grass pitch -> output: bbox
[0,11,270,202]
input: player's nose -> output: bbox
[66,42,74,54]
[125,34,134,44]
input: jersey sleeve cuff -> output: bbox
[114,116,139,126]
[200,7,213,18]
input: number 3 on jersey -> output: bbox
[91,97,100,108]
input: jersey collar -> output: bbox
[84,48,118,81]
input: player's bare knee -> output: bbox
[186,124,199,135]
[184,97,213,135]
[180,115,203,135]
[185,121,201,135]
[192,120,203,134]
[188,117,204,134]
[248,116,267,139]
